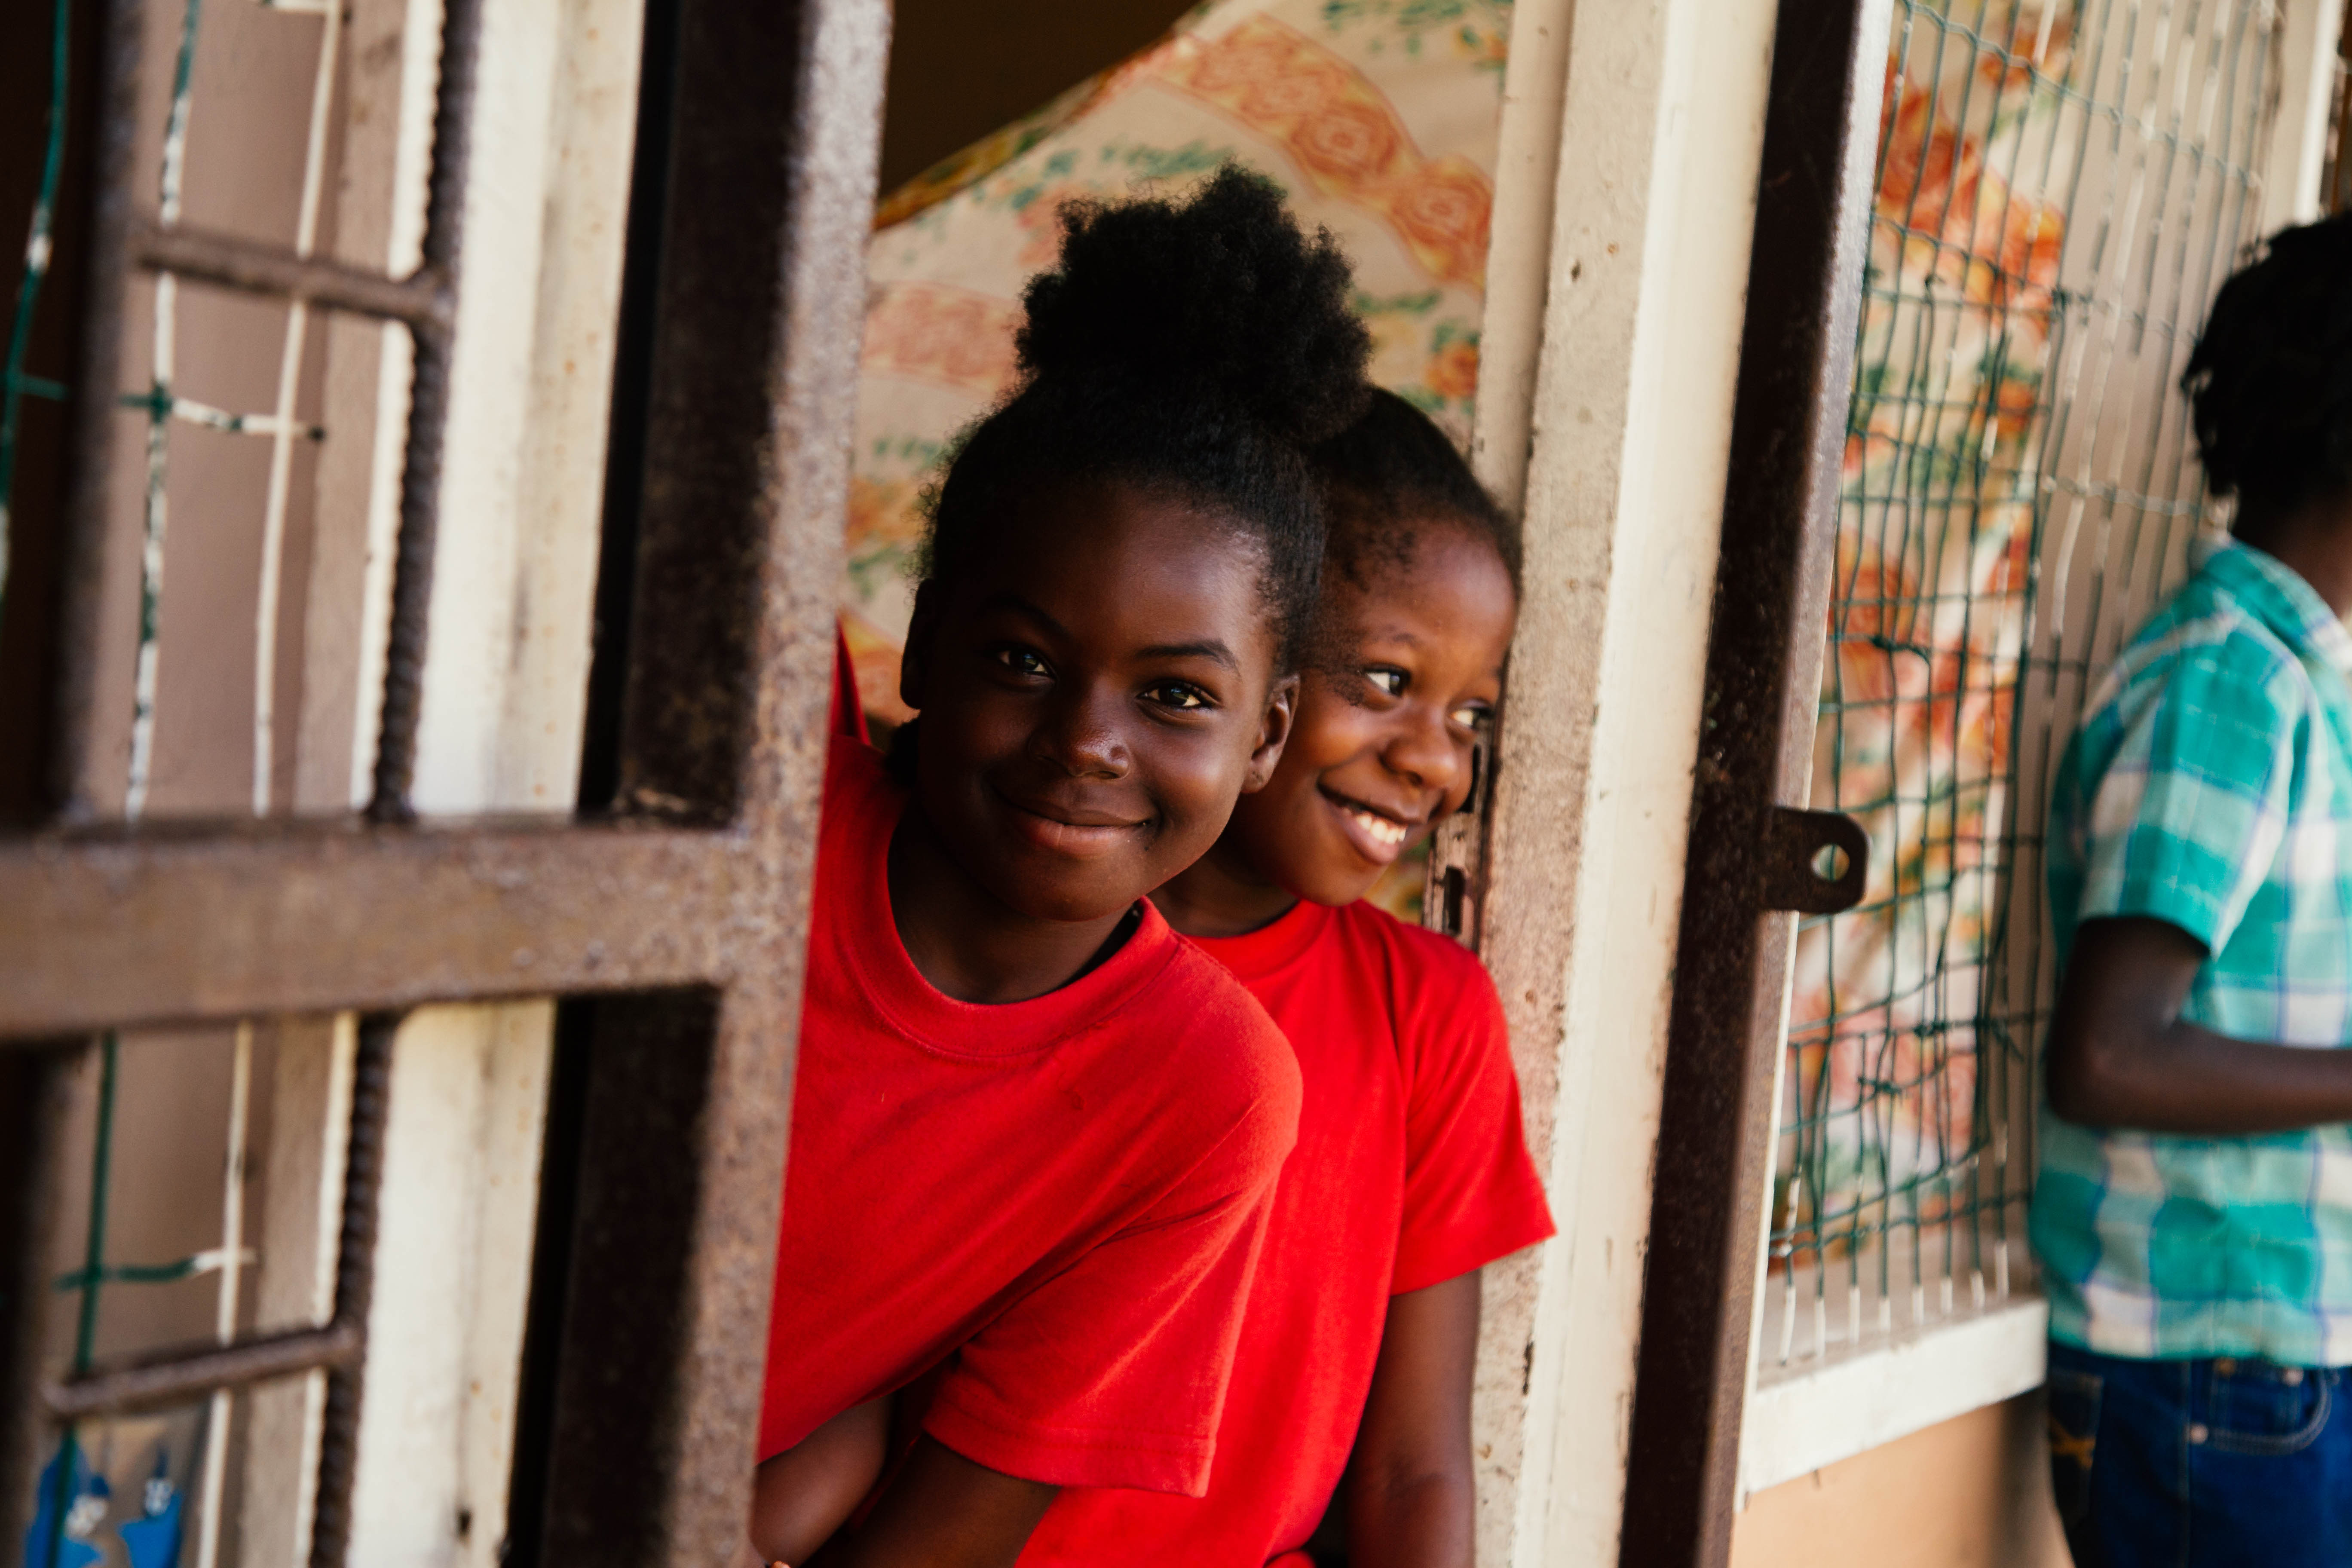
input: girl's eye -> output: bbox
[1365,668,1407,698]
[994,647,1050,677]
[1449,702,1490,730]
[1144,681,1213,711]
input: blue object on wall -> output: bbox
[21,1440,103,1568]
[116,1449,182,1568]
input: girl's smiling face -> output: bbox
[898,477,1296,928]
[1192,521,1517,920]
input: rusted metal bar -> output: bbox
[609,3,879,824]
[532,991,726,1562]
[0,1046,82,1552]
[0,821,740,1038]
[1616,0,1890,1562]
[366,0,482,821]
[127,223,452,328]
[1,0,134,1537]
[308,1013,395,1568]
[48,0,142,825]
[524,0,888,1559]
[42,1321,363,1420]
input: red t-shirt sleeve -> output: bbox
[921,984,1302,1498]
[1389,933,1556,1295]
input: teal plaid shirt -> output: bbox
[2034,540,2352,1366]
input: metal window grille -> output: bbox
[1,0,458,1551]
[0,2,890,1565]
[1764,0,2280,1374]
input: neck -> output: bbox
[886,808,1136,1004]
[1151,832,1298,938]
[2236,489,2352,616]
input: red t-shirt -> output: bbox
[758,743,1303,1496]
[1014,898,1555,1565]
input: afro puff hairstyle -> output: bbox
[2183,213,2352,523]
[922,166,1373,669]
[1310,388,1519,597]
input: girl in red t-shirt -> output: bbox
[1017,389,1555,1567]
[743,169,1374,1568]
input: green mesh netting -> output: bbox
[1769,0,2274,1369]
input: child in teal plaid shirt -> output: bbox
[2035,213,2352,1567]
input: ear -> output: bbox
[898,582,943,713]
[1240,672,1299,793]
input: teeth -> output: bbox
[1348,808,1407,848]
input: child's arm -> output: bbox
[748,1397,891,1566]
[2049,916,2352,1133]
[809,1436,1058,1568]
[1342,1271,1481,1568]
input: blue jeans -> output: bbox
[2046,1339,2352,1567]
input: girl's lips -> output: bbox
[996,790,1145,859]
[1321,788,1413,865]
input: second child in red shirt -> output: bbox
[1016,389,1556,1568]
[744,169,1374,1568]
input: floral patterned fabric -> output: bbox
[841,0,1511,728]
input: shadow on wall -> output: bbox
[880,0,1200,191]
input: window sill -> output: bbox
[1738,1293,2049,1498]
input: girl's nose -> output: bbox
[1032,684,1129,778]
[1384,706,1460,795]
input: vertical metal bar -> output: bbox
[524,0,887,1558]
[2331,12,2352,214]
[1616,0,1890,1561]
[49,0,140,824]
[306,1011,396,1568]
[365,0,481,821]
[0,1044,84,1554]
[530,990,723,1564]
[9,12,130,1541]
[608,0,883,821]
